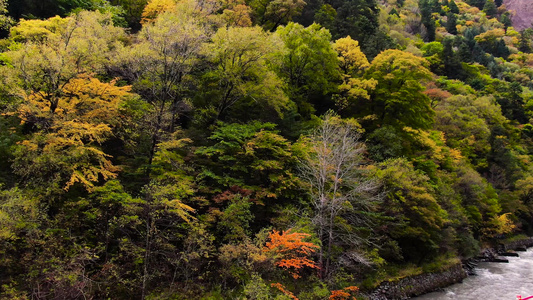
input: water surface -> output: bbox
[414,250,533,300]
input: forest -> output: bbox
[0,0,533,298]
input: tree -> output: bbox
[263,229,319,278]
[112,3,211,168]
[420,0,436,41]
[197,26,289,123]
[442,38,465,79]
[11,75,130,192]
[140,0,177,23]
[364,49,434,131]
[519,29,532,53]
[500,12,512,29]
[0,0,13,30]
[446,12,457,34]
[330,0,380,47]
[273,22,340,117]
[249,0,306,31]
[373,158,448,262]
[195,121,299,202]
[298,113,380,278]
[4,12,126,114]
[449,0,459,14]
[483,0,497,18]
[332,36,377,115]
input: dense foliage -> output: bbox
[1,0,533,298]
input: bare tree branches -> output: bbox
[298,112,381,278]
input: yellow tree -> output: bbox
[12,75,132,192]
[140,0,177,23]
[4,11,126,114]
[332,36,377,114]
[112,2,212,167]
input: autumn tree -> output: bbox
[3,11,126,114]
[263,229,319,278]
[11,75,130,192]
[298,113,380,277]
[140,0,177,23]
[332,36,377,115]
[112,2,211,168]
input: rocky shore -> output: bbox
[365,237,533,299]
[366,263,466,300]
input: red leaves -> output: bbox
[271,283,299,300]
[329,286,359,300]
[263,229,319,279]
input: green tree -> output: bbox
[249,0,306,31]
[446,12,457,34]
[449,0,459,13]
[519,29,532,53]
[483,0,497,18]
[112,5,210,168]
[364,49,434,131]
[0,0,13,30]
[196,26,289,124]
[273,22,340,117]
[195,121,299,201]
[373,158,448,262]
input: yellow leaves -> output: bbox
[333,36,369,75]
[141,0,177,24]
[475,28,505,43]
[403,127,463,164]
[10,16,69,42]
[222,4,252,27]
[163,199,196,223]
[13,75,133,192]
[483,213,516,238]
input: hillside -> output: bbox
[505,0,533,30]
[1,0,533,299]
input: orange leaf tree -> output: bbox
[263,229,319,279]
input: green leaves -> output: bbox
[364,49,434,131]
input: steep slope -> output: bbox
[504,0,533,30]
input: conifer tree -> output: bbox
[500,12,512,29]
[446,13,457,34]
[449,0,459,14]
[519,29,533,53]
[483,0,497,18]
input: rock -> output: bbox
[366,263,466,299]
[504,0,533,31]
[492,258,510,263]
[499,252,519,257]
[516,246,527,252]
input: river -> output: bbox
[414,250,533,300]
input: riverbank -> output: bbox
[364,263,466,300]
[364,236,533,299]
